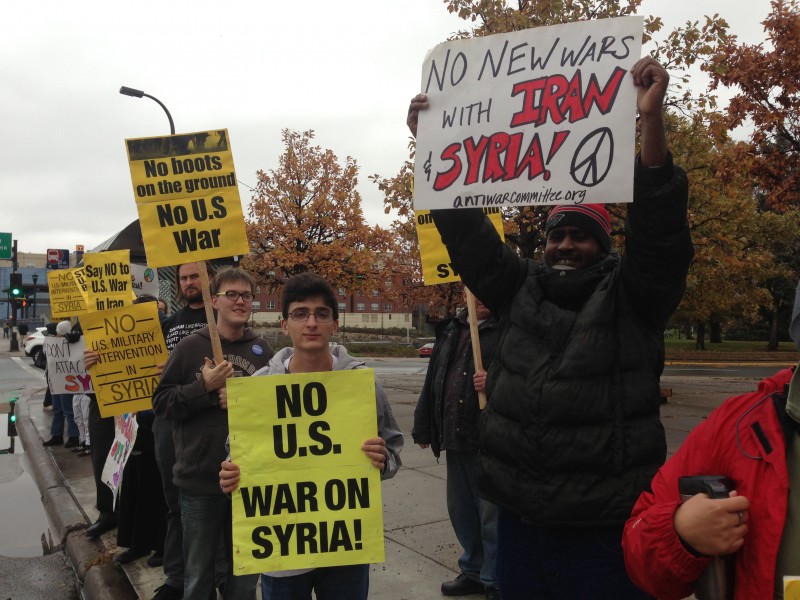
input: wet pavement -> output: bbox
[4,348,797,599]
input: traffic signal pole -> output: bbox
[9,240,19,352]
[2,398,17,454]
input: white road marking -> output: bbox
[11,357,45,378]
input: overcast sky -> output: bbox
[1,0,773,255]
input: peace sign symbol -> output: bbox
[570,128,614,187]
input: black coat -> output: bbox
[413,312,498,458]
[432,155,694,526]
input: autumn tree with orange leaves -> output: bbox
[244,129,394,297]
[376,0,729,317]
[707,0,800,211]
[663,110,800,348]
[378,0,800,344]
[370,146,466,320]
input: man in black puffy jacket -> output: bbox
[407,57,693,599]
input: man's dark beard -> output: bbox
[182,288,202,304]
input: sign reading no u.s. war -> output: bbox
[126,129,249,267]
[414,16,642,211]
[227,369,384,575]
[82,301,168,418]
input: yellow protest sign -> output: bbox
[83,250,133,312]
[228,369,384,575]
[48,268,89,318]
[416,207,505,284]
[126,129,250,267]
[786,577,800,600]
[82,301,168,417]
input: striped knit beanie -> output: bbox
[545,204,612,253]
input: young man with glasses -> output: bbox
[152,261,215,600]
[219,272,403,600]
[153,267,274,600]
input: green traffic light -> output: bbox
[9,415,16,423]
[11,287,21,296]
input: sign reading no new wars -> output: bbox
[82,301,168,418]
[126,129,249,267]
[228,369,384,575]
[413,16,642,211]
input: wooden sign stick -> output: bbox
[199,262,224,365]
[465,287,487,410]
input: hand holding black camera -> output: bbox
[675,476,749,557]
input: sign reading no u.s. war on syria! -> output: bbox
[413,16,642,211]
[126,129,249,267]
[227,369,384,575]
[82,301,168,418]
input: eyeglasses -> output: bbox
[287,308,334,322]
[216,291,255,302]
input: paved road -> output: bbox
[0,353,82,598]
[2,350,796,599]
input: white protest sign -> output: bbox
[414,16,642,211]
[130,263,160,298]
[101,413,139,508]
[44,336,93,394]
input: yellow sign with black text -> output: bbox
[48,267,89,318]
[227,369,384,575]
[126,129,249,267]
[83,250,134,312]
[82,301,168,418]
[416,208,505,284]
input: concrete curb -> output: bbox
[15,392,139,600]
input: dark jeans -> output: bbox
[179,490,258,600]
[50,393,79,438]
[154,416,226,591]
[260,564,369,600]
[446,449,498,588]
[153,416,184,589]
[496,509,653,600]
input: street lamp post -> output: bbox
[119,86,176,135]
[31,273,38,319]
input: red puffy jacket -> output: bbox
[623,368,794,600]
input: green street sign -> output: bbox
[0,232,11,260]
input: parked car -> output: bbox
[418,342,434,358]
[23,327,48,369]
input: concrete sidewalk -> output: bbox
[15,356,780,599]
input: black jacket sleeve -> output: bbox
[431,209,527,316]
[622,154,694,327]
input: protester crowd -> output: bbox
[30,50,800,600]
